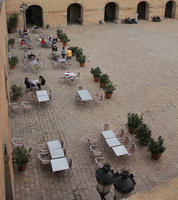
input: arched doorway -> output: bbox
[137,1,149,20]
[165,1,176,18]
[26,5,43,27]
[104,2,119,22]
[67,3,82,24]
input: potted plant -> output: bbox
[57,29,63,40]
[62,36,70,46]
[135,124,152,146]
[11,85,22,101]
[103,81,116,99]
[126,113,143,134]
[90,67,102,82]
[78,55,86,67]
[8,38,15,47]
[99,73,109,88]
[12,147,32,171]
[9,56,19,69]
[147,136,166,160]
[75,47,83,60]
[7,13,18,33]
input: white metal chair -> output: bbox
[68,158,73,169]
[102,123,110,131]
[76,72,80,80]
[37,143,49,154]
[77,85,83,90]
[11,137,24,148]
[93,94,104,104]
[10,103,20,114]
[87,136,98,146]
[28,92,37,103]
[127,143,137,156]
[38,152,50,165]
[90,145,102,157]
[75,93,84,104]
[95,157,107,168]
[116,129,126,142]
[22,100,32,111]
[121,135,131,148]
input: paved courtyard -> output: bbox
[9,19,178,200]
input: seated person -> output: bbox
[23,29,28,36]
[28,52,36,60]
[24,77,36,89]
[39,76,46,86]
[52,45,58,52]
[37,76,46,90]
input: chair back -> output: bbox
[11,137,24,148]
[63,148,67,156]
[87,137,97,146]
[78,85,83,90]
[68,159,72,168]
[124,136,130,146]
[77,72,80,78]
[128,143,136,156]
[61,140,64,148]
[38,153,50,165]
[120,129,125,137]
[102,123,109,131]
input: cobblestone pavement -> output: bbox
[9,19,178,200]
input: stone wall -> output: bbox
[6,0,178,28]
[0,0,15,199]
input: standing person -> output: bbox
[66,48,72,61]
[41,38,47,48]
[61,47,66,59]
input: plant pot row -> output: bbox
[126,113,166,160]
[90,67,116,99]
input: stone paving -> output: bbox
[9,19,178,200]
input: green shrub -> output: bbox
[135,124,152,146]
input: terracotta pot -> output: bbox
[80,63,85,67]
[94,77,99,82]
[18,165,26,171]
[100,83,105,88]
[14,96,19,101]
[105,93,112,99]
[63,42,67,46]
[72,52,75,56]
[128,128,136,134]
[151,154,161,160]
[11,65,16,69]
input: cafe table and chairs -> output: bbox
[36,90,50,103]
[76,89,93,102]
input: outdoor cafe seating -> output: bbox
[38,139,72,172]
[100,124,135,158]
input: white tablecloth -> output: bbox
[77,90,93,101]
[36,90,49,102]
[51,157,69,172]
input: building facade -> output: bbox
[6,0,178,29]
[0,0,15,199]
